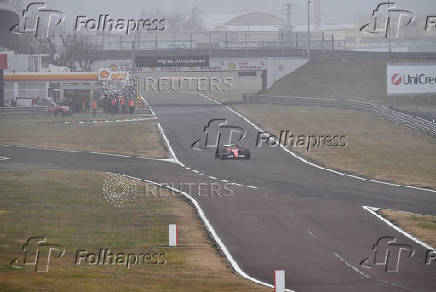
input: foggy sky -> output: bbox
[37,0,436,27]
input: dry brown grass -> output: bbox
[380,210,436,248]
[0,170,269,292]
[0,116,167,159]
[234,104,436,188]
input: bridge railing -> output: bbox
[84,31,346,51]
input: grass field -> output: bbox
[265,58,436,114]
[0,114,167,159]
[234,104,436,189]
[380,209,436,248]
[0,170,269,292]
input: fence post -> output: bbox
[332,34,334,50]
[282,31,284,48]
[245,30,248,48]
[169,224,177,247]
[209,31,212,49]
[274,270,285,292]
[322,31,325,50]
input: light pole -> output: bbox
[307,0,311,59]
[387,2,391,53]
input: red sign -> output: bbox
[0,54,7,70]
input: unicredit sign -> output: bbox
[387,65,436,94]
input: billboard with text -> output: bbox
[387,65,436,95]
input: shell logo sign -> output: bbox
[228,62,236,70]
[98,69,129,81]
[99,69,110,80]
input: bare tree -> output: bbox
[140,7,206,32]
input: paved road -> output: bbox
[1,92,435,291]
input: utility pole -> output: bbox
[313,0,321,31]
[284,3,292,32]
[388,1,392,53]
[307,0,311,59]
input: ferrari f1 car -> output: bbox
[215,144,251,160]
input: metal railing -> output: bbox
[0,106,48,116]
[81,31,346,51]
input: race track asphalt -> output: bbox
[1,92,435,291]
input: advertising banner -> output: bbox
[387,65,436,95]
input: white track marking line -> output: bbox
[89,152,131,158]
[122,174,294,292]
[0,157,10,161]
[405,185,436,193]
[198,93,222,105]
[347,175,367,181]
[326,169,345,176]
[157,122,184,166]
[333,252,371,279]
[307,230,316,239]
[369,180,401,187]
[362,206,434,250]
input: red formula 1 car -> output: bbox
[215,144,251,160]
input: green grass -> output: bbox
[0,170,269,292]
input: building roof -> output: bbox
[225,12,286,26]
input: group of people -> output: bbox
[109,97,136,114]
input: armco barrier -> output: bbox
[243,95,436,136]
[0,107,48,116]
